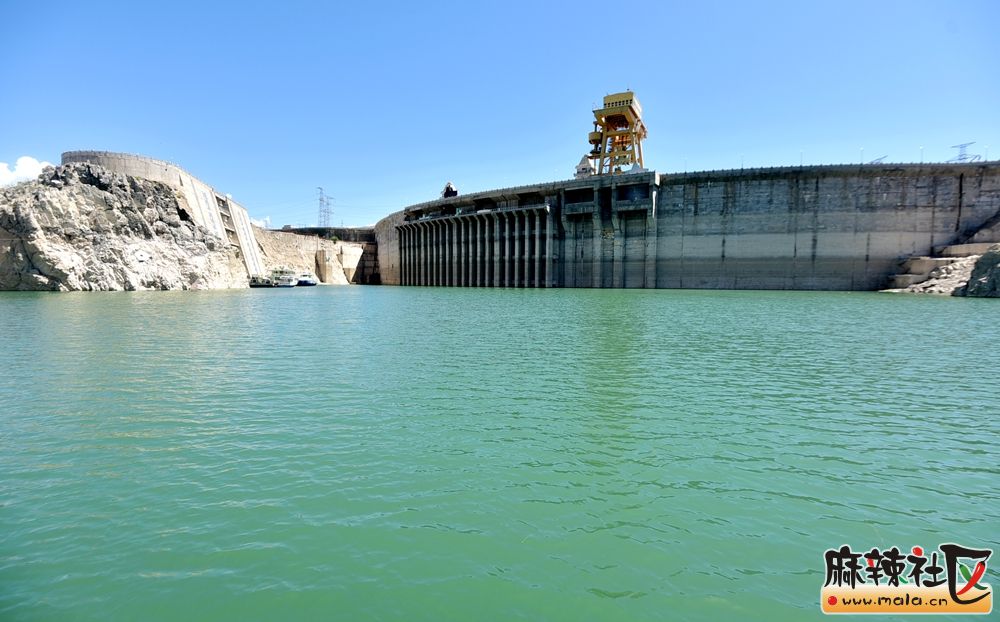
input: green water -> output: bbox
[1,287,997,621]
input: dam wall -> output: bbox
[61,151,266,277]
[376,163,1000,290]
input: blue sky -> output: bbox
[1,0,997,227]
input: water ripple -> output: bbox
[0,288,997,621]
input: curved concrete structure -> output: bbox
[375,162,1000,290]
[61,151,265,277]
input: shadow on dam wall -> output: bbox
[372,163,1000,291]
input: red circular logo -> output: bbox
[827,595,838,606]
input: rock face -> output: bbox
[962,243,1000,297]
[887,255,980,296]
[0,163,248,291]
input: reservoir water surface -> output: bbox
[1,287,997,621]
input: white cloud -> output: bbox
[250,216,271,229]
[0,156,53,187]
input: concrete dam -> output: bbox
[373,162,1000,290]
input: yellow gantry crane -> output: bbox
[585,91,647,176]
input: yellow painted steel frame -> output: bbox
[589,91,647,175]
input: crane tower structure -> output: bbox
[583,91,648,177]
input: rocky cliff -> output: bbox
[884,245,1000,297]
[962,244,1000,297]
[0,163,248,291]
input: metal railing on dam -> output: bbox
[381,163,1000,290]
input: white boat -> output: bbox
[296,272,319,286]
[271,267,298,288]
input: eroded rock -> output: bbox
[0,163,247,291]
[962,243,1000,297]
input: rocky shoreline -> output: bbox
[0,163,355,291]
[883,244,1000,297]
[0,163,249,291]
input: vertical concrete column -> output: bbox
[438,220,444,286]
[424,222,434,286]
[526,211,533,287]
[529,210,538,288]
[411,225,417,286]
[500,213,509,287]
[403,225,413,285]
[592,210,602,288]
[416,223,423,286]
[420,224,425,286]
[560,210,573,288]
[492,214,500,287]
[524,211,532,288]
[455,217,465,287]
[503,212,510,288]
[481,215,488,288]
[479,215,492,287]
[442,219,448,287]
[465,218,471,287]
[437,220,448,286]
[545,207,555,288]
[612,211,625,288]
[442,219,448,286]
[423,222,430,286]
[472,217,480,287]
[644,187,658,288]
[477,214,493,287]
[490,214,497,288]
[510,212,521,287]
[411,224,417,286]
[451,219,458,287]
[434,220,441,286]
[426,221,433,287]
[514,211,522,288]
[448,216,458,287]
[429,221,435,286]
[397,226,403,286]
[407,225,413,286]
[526,211,534,287]
[487,212,500,287]
[481,215,488,287]
[523,212,531,287]
[534,210,542,288]
[524,212,531,287]
[401,226,408,286]
[466,218,472,287]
